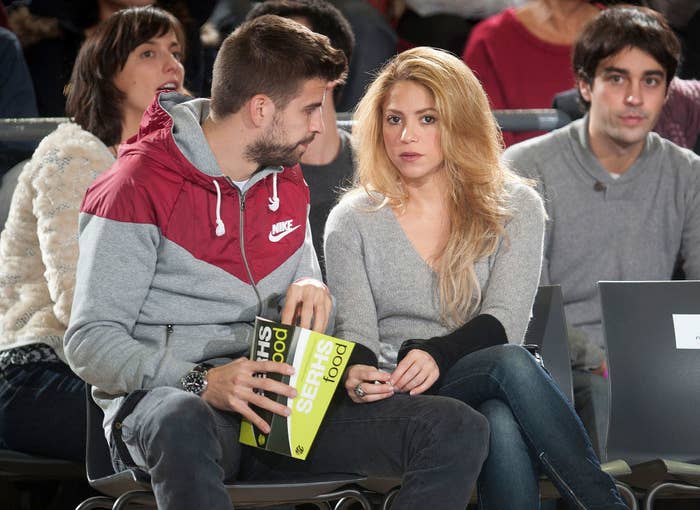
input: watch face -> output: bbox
[182,369,206,394]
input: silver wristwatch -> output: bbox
[180,363,213,395]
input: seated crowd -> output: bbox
[0,1,699,510]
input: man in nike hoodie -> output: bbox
[64,15,489,510]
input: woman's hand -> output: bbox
[390,349,439,396]
[344,364,394,403]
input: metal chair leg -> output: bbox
[74,495,115,510]
[112,489,154,510]
[644,482,700,510]
[615,482,638,510]
[381,487,399,510]
[325,489,371,510]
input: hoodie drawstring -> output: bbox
[212,180,226,237]
[213,172,280,236]
[268,173,279,212]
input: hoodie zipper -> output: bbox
[229,180,263,316]
[165,324,174,345]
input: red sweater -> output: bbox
[463,8,575,147]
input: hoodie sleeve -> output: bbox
[64,204,195,396]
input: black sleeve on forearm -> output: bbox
[330,342,379,406]
[396,314,508,386]
[347,341,379,368]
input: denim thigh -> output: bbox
[0,361,86,461]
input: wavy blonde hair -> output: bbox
[352,46,528,326]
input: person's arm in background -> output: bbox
[34,128,114,335]
[0,127,113,362]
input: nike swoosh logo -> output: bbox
[268,224,301,242]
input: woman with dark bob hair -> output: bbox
[0,5,186,462]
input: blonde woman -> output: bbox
[324,47,626,509]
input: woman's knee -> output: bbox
[478,399,526,448]
[490,344,544,384]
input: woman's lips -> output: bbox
[158,81,180,91]
[400,152,422,162]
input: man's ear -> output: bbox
[248,94,276,128]
[578,78,593,103]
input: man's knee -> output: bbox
[135,389,217,451]
[428,397,490,463]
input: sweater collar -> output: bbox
[569,114,655,184]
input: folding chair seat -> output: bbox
[0,448,84,480]
[0,448,85,510]
[599,280,700,510]
[75,386,376,510]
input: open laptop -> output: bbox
[599,280,700,465]
[524,285,573,403]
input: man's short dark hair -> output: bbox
[573,6,681,107]
[66,6,185,146]
[210,14,348,118]
[245,0,355,108]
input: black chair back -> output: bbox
[600,280,700,466]
[524,285,574,403]
[84,385,117,482]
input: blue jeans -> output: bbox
[112,387,489,510]
[438,344,627,510]
[0,361,86,462]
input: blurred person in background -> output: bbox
[0,5,186,467]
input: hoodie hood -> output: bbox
[120,91,302,235]
[123,91,292,185]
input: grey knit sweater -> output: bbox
[324,182,545,370]
[503,117,700,369]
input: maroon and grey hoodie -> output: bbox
[64,92,323,437]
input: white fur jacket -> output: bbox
[0,123,114,361]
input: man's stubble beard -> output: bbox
[244,117,313,168]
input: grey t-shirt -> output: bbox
[302,128,354,279]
